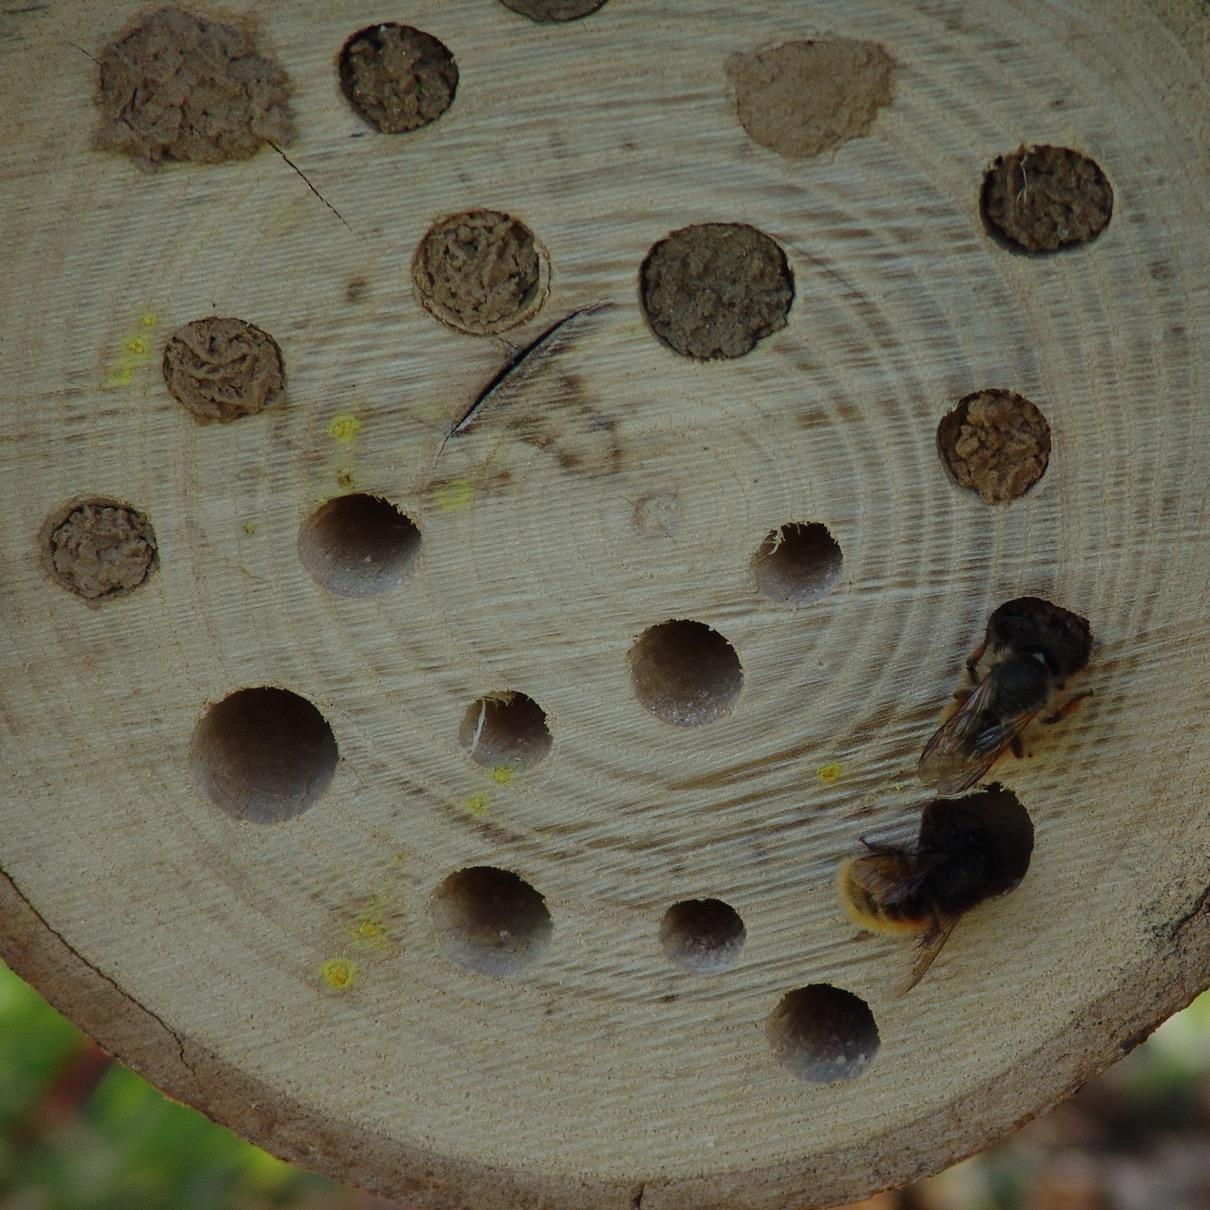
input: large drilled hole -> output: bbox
[752,522,843,604]
[767,985,879,1083]
[660,899,746,973]
[297,494,421,597]
[980,144,1113,254]
[430,867,552,977]
[190,688,338,824]
[458,692,552,770]
[628,620,743,726]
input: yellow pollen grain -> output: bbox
[321,958,356,991]
[490,765,513,786]
[817,761,844,785]
[328,414,362,443]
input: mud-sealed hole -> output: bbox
[937,390,1051,504]
[162,317,285,423]
[639,223,793,360]
[338,23,458,134]
[726,38,895,159]
[458,692,552,770]
[190,688,339,824]
[767,985,879,1083]
[752,522,843,604]
[93,7,294,168]
[298,494,421,598]
[430,867,552,977]
[981,144,1113,254]
[413,209,548,336]
[42,498,158,603]
[660,899,746,973]
[628,620,743,727]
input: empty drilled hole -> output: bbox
[639,223,793,360]
[937,390,1051,505]
[981,144,1113,254]
[430,867,552,977]
[498,0,609,21]
[298,494,420,598]
[338,23,458,134]
[767,985,879,1084]
[752,522,843,604]
[660,899,746,973]
[190,688,338,824]
[628,620,743,726]
[459,692,552,770]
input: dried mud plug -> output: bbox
[937,389,1051,504]
[838,786,1034,993]
[919,596,1092,794]
[981,144,1113,253]
[93,7,294,168]
[42,498,158,603]
[162,317,285,424]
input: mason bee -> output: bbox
[837,788,1034,993]
[918,596,1092,795]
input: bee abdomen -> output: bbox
[837,859,930,937]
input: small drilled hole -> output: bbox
[42,497,158,602]
[190,688,338,824]
[413,210,548,336]
[162,317,285,423]
[298,494,421,598]
[459,692,552,770]
[752,522,843,604]
[660,899,746,973]
[767,985,879,1083]
[937,390,1051,504]
[498,0,609,19]
[628,620,743,727]
[431,867,552,977]
[639,223,793,360]
[981,144,1113,254]
[338,24,458,134]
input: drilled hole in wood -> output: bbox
[458,692,552,770]
[981,144,1113,254]
[413,209,548,336]
[298,494,421,598]
[660,899,746,973]
[498,0,610,20]
[431,867,552,977]
[752,522,843,604]
[162,317,285,424]
[639,223,793,360]
[937,390,1051,505]
[42,497,158,603]
[338,23,458,134]
[190,688,338,824]
[628,620,743,727]
[767,985,879,1084]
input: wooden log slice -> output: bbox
[0,2,1207,1207]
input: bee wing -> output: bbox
[896,914,961,996]
[848,852,947,909]
[917,674,1038,795]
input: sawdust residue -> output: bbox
[726,38,895,159]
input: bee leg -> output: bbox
[952,687,972,702]
[1042,689,1093,725]
[1010,735,1025,758]
[965,641,987,683]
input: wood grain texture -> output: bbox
[0,1,1208,1207]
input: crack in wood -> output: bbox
[268,141,352,233]
[0,865,201,1088]
[629,1183,645,1209]
[1169,883,1210,942]
[433,302,606,466]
